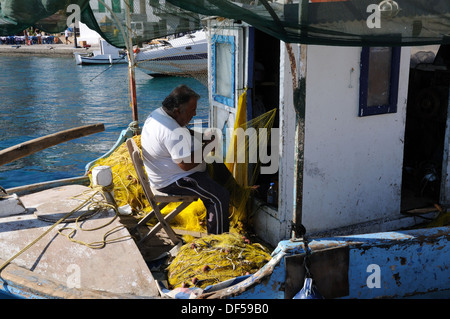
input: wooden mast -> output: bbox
[125,0,138,125]
[97,0,139,130]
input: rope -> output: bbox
[56,192,131,249]
[89,54,127,82]
[128,120,140,135]
[0,185,130,273]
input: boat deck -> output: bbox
[0,184,160,298]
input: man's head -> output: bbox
[162,85,200,126]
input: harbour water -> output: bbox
[0,55,208,189]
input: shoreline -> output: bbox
[0,43,98,57]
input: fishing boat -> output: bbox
[1,0,450,300]
[74,39,128,65]
[135,30,207,77]
[1,147,448,300]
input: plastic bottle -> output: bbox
[267,182,277,205]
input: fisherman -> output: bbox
[140,85,230,234]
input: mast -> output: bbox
[97,0,139,130]
[125,0,138,125]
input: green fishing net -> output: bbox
[1,1,449,47]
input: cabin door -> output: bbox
[208,24,247,159]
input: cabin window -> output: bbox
[211,35,235,107]
[359,47,401,117]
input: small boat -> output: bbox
[74,40,128,65]
[1,122,448,300]
[135,30,207,77]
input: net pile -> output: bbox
[88,108,276,290]
[89,103,277,235]
[166,232,272,289]
[89,134,208,234]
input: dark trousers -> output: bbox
[157,170,230,234]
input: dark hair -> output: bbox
[162,85,200,112]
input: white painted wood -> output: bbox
[301,46,411,234]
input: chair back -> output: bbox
[126,138,156,203]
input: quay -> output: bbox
[0,43,97,57]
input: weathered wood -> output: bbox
[292,44,307,239]
[6,175,90,196]
[199,251,286,299]
[173,228,208,238]
[0,184,160,298]
[285,246,350,299]
[0,256,141,299]
[126,138,201,246]
[0,123,105,166]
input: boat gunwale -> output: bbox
[0,256,154,299]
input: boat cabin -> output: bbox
[206,19,450,247]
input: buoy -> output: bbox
[91,165,115,204]
[92,165,113,187]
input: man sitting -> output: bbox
[140,85,230,234]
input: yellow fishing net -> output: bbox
[89,134,208,233]
[88,90,277,290]
[89,91,277,236]
[166,232,272,289]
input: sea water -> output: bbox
[0,55,209,189]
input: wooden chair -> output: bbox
[126,138,199,245]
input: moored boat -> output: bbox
[74,39,128,65]
[135,30,207,77]
[1,124,448,299]
[1,0,450,301]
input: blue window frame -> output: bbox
[359,47,401,117]
[211,35,236,108]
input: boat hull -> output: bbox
[137,58,207,77]
[206,226,450,299]
[136,31,207,77]
[2,126,448,299]
[74,52,128,65]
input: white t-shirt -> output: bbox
[141,107,206,189]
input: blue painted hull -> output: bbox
[2,125,448,299]
[204,226,450,299]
